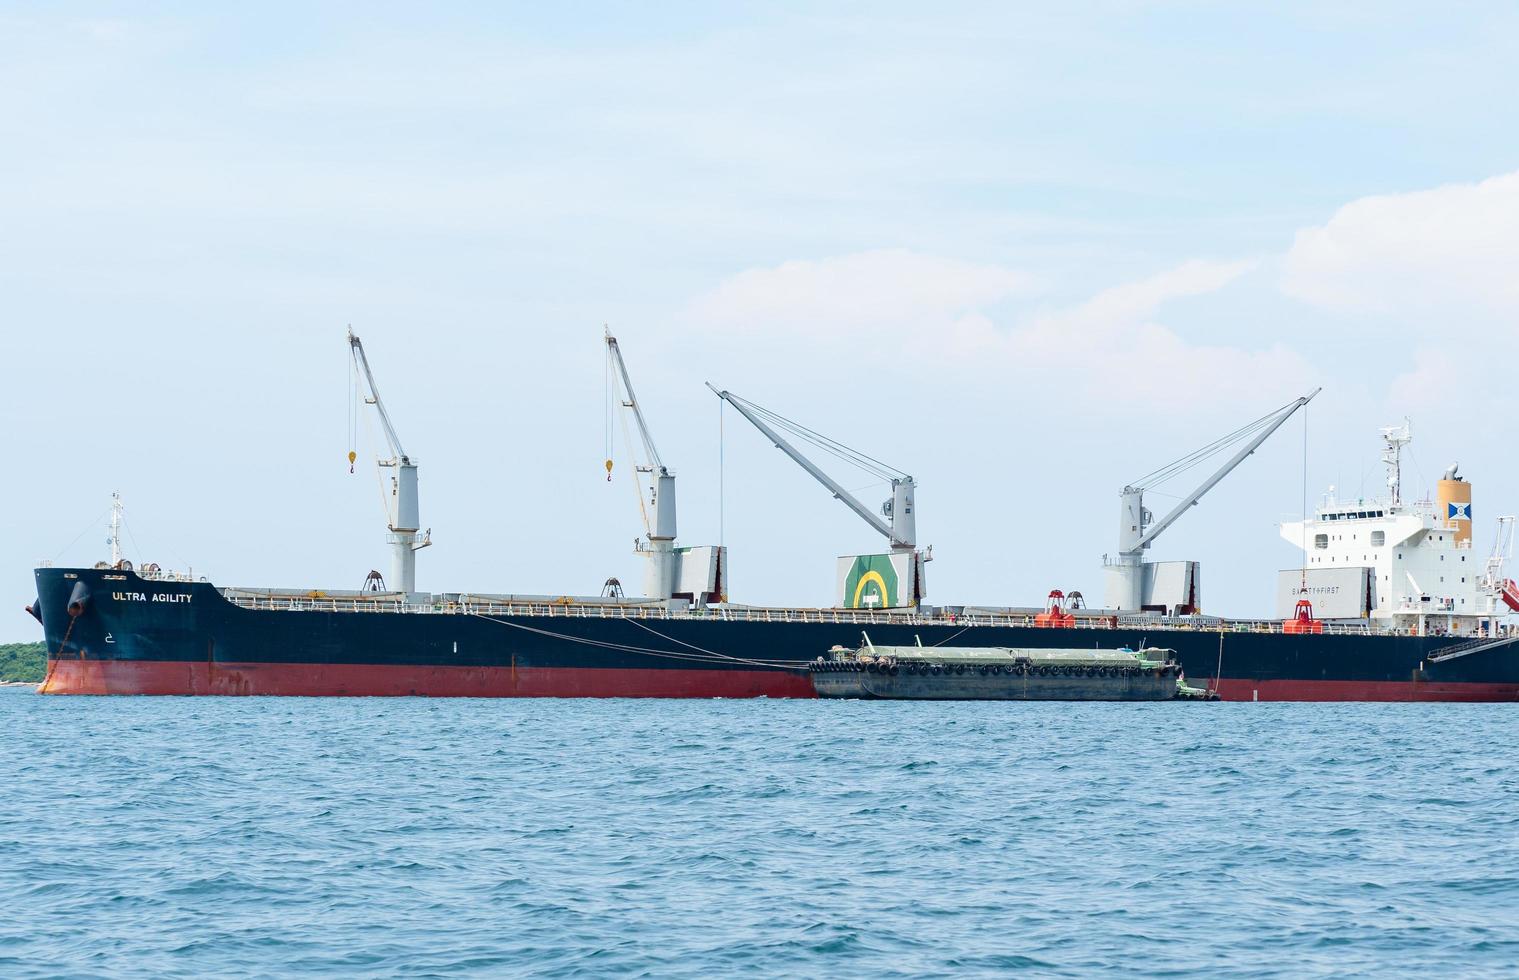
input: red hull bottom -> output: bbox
[1210,678,1519,703]
[39,660,818,698]
[37,660,1519,701]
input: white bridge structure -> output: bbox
[1280,422,1519,636]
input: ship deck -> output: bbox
[212,586,1407,637]
[108,565,1479,639]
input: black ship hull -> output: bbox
[30,568,1519,700]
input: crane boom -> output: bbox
[708,384,915,549]
[1135,387,1321,551]
[1108,387,1319,612]
[348,329,408,463]
[348,328,429,593]
[607,332,679,599]
[606,332,663,472]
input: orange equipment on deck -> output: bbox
[1035,589,1077,628]
[1283,598,1324,634]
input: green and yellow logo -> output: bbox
[843,554,900,609]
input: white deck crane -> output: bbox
[1106,388,1320,611]
[349,328,431,593]
[606,331,679,599]
[1481,515,1518,608]
[708,385,925,606]
[707,385,918,551]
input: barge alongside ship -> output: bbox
[807,638,1206,701]
[24,332,1519,701]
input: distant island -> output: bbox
[0,643,44,683]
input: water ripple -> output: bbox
[1,690,1517,977]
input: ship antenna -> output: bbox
[1380,419,1412,506]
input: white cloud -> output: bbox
[1066,258,1256,325]
[1004,258,1316,401]
[1009,258,1256,364]
[1281,170,1519,316]
[687,249,1303,402]
[1385,348,1462,415]
[687,248,1032,337]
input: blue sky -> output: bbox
[6,3,1519,635]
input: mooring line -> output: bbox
[622,617,804,668]
[472,614,807,671]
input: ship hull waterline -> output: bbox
[32,568,1519,702]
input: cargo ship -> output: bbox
[25,332,1519,701]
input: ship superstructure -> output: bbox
[1279,422,1519,636]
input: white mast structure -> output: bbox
[349,329,431,593]
[606,331,679,599]
[108,491,124,568]
[1108,389,1320,611]
[706,384,918,554]
[1380,419,1412,505]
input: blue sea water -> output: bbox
[1,689,1517,978]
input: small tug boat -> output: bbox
[809,634,1215,701]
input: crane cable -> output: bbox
[1131,414,1274,490]
[354,387,390,522]
[718,397,725,551]
[346,342,359,474]
[1301,400,1310,595]
[603,337,614,481]
[604,342,652,536]
[724,391,907,482]
[1130,397,1298,490]
[619,401,653,537]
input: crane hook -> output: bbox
[348,450,357,474]
[604,458,613,482]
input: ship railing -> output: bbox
[215,591,1389,635]
[1116,617,1380,636]
[136,567,199,583]
[1426,631,1519,662]
[216,592,1029,624]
